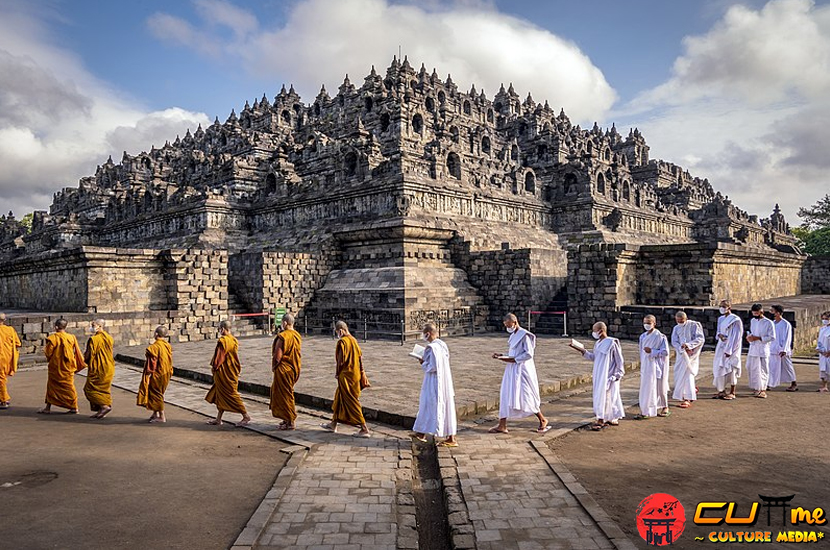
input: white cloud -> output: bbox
[616,0,830,224]
[0,3,209,218]
[147,0,616,123]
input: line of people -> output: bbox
[2,306,828,440]
[568,301,830,431]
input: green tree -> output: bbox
[800,227,830,255]
[797,194,830,230]
[19,212,33,234]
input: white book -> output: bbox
[409,344,425,360]
[570,338,585,351]
[496,355,512,360]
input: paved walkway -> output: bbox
[116,334,644,423]
[96,358,641,550]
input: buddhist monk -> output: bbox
[0,313,22,409]
[270,313,302,430]
[137,325,173,423]
[39,318,86,414]
[83,319,115,419]
[205,320,251,427]
[321,321,370,437]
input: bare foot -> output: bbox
[277,423,295,431]
[206,419,223,425]
[237,417,251,427]
[97,406,112,419]
[149,417,166,424]
[37,407,51,414]
[488,426,508,434]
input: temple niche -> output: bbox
[0,57,813,349]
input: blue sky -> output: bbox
[1,0,828,224]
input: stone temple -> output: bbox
[1,57,828,351]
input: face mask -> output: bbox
[719,307,727,315]
[752,314,760,319]
[421,334,429,342]
[643,324,653,331]
[591,331,601,340]
[506,326,516,334]
[823,320,830,326]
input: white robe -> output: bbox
[412,339,457,437]
[639,329,669,416]
[818,325,830,381]
[746,316,775,391]
[585,337,625,422]
[498,328,542,419]
[769,318,795,387]
[671,320,704,401]
[713,313,743,388]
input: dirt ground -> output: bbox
[549,361,830,550]
[0,369,287,550]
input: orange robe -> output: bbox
[0,325,22,403]
[270,329,302,423]
[137,339,173,412]
[332,335,366,426]
[83,331,115,410]
[205,334,247,414]
[44,331,86,410]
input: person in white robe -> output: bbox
[490,313,549,434]
[768,305,797,391]
[636,315,669,419]
[713,299,743,400]
[671,311,705,409]
[818,311,830,393]
[570,321,625,430]
[412,323,458,446]
[746,303,775,398]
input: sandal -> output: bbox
[633,414,651,420]
[590,423,606,431]
[721,394,736,400]
[785,387,798,392]
[437,440,459,447]
[411,433,428,442]
[607,420,620,426]
[488,426,509,434]
[320,422,337,432]
[756,392,767,399]
[657,410,671,418]
[712,392,726,399]
[678,401,691,408]
[277,424,295,431]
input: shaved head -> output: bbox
[592,321,607,333]
[675,311,687,321]
[643,315,656,325]
[0,312,6,324]
[503,313,518,323]
[154,325,169,338]
[423,323,438,336]
[55,318,68,331]
[335,320,349,332]
[219,320,232,332]
[282,313,295,327]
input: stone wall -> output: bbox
[567,242,806,336]
[802,256,830,294]
[86,248,169,313]
[162,249,229,342]
[465,247,568,328]
[228,250,336,315]
[7,312,176,354]
[0,249,89,312]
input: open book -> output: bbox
[409,344,425,360]
[569,338,586,352]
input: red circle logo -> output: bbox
[635,493,686,546]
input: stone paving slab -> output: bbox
[116,334,644,426]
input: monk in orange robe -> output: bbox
[205,320,251,426]
[321,321,370,437]
[0,313,22,409]
[137,325,173,423]
[39,318,86,414]
[270,313,302,430]
[83,319,115,419]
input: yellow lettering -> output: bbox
[695,502,728,525]
[725,502,758,525]
[708,532,718,542]
[776,531,788,542]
